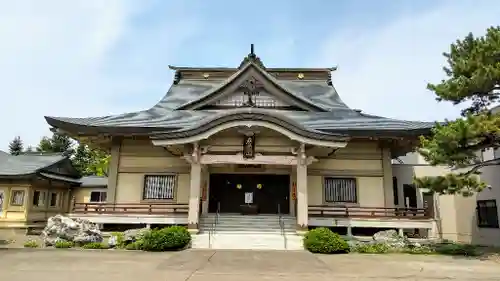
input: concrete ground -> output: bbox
[0,249,499,281]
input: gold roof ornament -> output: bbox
[297,73,304,79]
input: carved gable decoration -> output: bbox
[214,90,290,108]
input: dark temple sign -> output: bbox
[242,135,255,159]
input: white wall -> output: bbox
[393,151,500,246]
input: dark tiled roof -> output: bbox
[45,62,435,136]
[0,151,66,176]
[79,175,107,187]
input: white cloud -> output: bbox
[0,0,199,151]
[314,0,500,122]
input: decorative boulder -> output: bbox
[372,230,408,248]
[40,215,103,246]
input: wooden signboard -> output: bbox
[242,135,255,159]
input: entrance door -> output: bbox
[208,174,290,214]
[403,184,418,209]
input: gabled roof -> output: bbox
[0,151,81,185]
[175,62,326,111]
[79,175,107,187]
[0,152,67,176]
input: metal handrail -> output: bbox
[209,201,220,249]
[215,201,221,233]
[278,203,287,249]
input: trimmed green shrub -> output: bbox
[54,240,74,249]
[303,227,349,254]
[351,243,390,254]
[23,240,39,248]
[402,245,436,255]
[140,226,191,252]
[81,242,108,249]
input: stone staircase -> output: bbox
[191,214,304,250]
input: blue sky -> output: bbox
[0,0,499,150]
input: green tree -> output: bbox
[8,136,23,155]
[415,26,500,196]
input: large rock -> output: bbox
[123,228,149,243]
[372,230,408,248]
[40,215,103,246]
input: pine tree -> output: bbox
[50,132,73,154]
[8,136,24,155]
[36,132,73,155]
[415,26,500,196]
[36,136,53,152]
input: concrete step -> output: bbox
[191,233,304,250]
[201,218,296,224]
[199,222,295,229]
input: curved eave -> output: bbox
[45,116,180,136]
[151,111,348,142]
[323,127,433,138]
[38,172,82,186]
[0,173,36,180]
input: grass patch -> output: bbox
[349,240,483,257]
[125,241,143,250]
[351,243,391,254]
[23,240,39,248]
[54,240,74,249]
[433,242,481,256]
[81,242,108,250]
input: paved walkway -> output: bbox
[1,248,499,280]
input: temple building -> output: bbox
[0,151,107,229]
[43,46,439,249]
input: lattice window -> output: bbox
[49,192,59,207]
[10,190,25,206]
[32,190,47,207]
[324,177,357,203]
[215,91,287,107]
[143,175,176,200]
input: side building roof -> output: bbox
[0,151,81,185]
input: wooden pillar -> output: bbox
[188,163,202,231]
[296,143,308,232]
[381,146,394,208]
[107,137,121,204]
[187,142,202,232]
